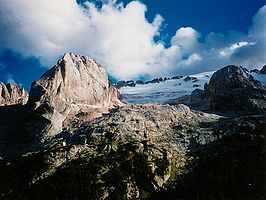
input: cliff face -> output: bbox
[204,65,266,114]
[0,82,28,106]
[26,53,122,138]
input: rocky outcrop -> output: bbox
[250,69,260,73]
[204,65,266,114]
[170,65,266,115]
[260,65,266,74]
[0,82,28,105]
[26,53,122,138]
[184,76,198,82]
[116,80,136,88]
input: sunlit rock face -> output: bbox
[0,82,28,106]
[26,53,122,138]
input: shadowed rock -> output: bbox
[204,65,266,114]
[260,64,266,74]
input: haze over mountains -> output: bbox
[0,53,265,199]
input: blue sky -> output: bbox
[0,0,265,90]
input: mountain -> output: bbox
[170,65,266,115]
[26,53,122,138]
[118,67,266,106]
[0,53,122,156]
[203,65,266,114]
[0,82,28,106]
[0,55,265,200]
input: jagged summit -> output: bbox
[0,82,28,106]
[28,53,120,107]
[26,53,122,137]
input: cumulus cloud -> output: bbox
[0,0,265,80]
[171,27,200,55]
[0,0,180,79]
[171,5,266,74]
[218,41,256,58]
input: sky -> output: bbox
[0,0,265,90]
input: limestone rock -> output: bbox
[204,65,266,114]
[0,82,28,106]
[26,53,122,138]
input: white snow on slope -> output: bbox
[119,71,266,105]
[119,71,214,104]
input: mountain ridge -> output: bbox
[0,82,28,106]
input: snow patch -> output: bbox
[119,71,214,104]
[119,71,266,105]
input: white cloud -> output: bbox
[0,1,265,80]
[249,4,266,39]
[171,27,200,55]
[0,0,186,79]
[183,53,202,65]
[219,41,256,58]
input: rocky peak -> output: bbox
[204,65,266,114]
[168,65,266,115]
[206,65,254,89]
[0,82,28,106]
[26,53,122,138]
